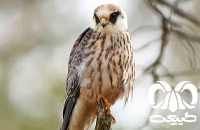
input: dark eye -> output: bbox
[109,12,120,24]
[94,14,100,24]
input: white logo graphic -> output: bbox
[148,81,198,125]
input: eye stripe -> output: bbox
[109,11,121,24]
[94,14,100,24]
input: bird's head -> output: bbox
[92,4,128,33]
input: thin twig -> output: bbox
[158,68,200,77]
[134,37,160,52]
[170,28,200,42]
[130,25,158,36]
[144,17,169,80]
[156,0,200,26]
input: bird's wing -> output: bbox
[60,27,94,130]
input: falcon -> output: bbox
[61,4,135,130]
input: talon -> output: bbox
[106,107,111,114]
[110,114,116,124]
[97,95,111,109]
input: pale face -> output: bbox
[92,4,128,33]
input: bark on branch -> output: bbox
[95,99,112,130]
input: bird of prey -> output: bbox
[61,4,135,130]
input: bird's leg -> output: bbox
[97,95,116,124]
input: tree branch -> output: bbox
[170,27,200,42]
[134,37,160,52]
[145,1,170,81]
[158,68,200,78]
[95,99,112,130]
[156,0,200,26]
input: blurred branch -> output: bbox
[157,0,200,26]
[157,68,200,78]
[134,37,160,52]
[138,0,200,129]
[144,0,200,81]
[131,25,158,36]
[145,0,170,81]
[170,28,200,42]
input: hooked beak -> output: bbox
[100,18,109,28]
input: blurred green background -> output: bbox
[0,0,200,130]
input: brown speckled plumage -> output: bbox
[61,4,135,130]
